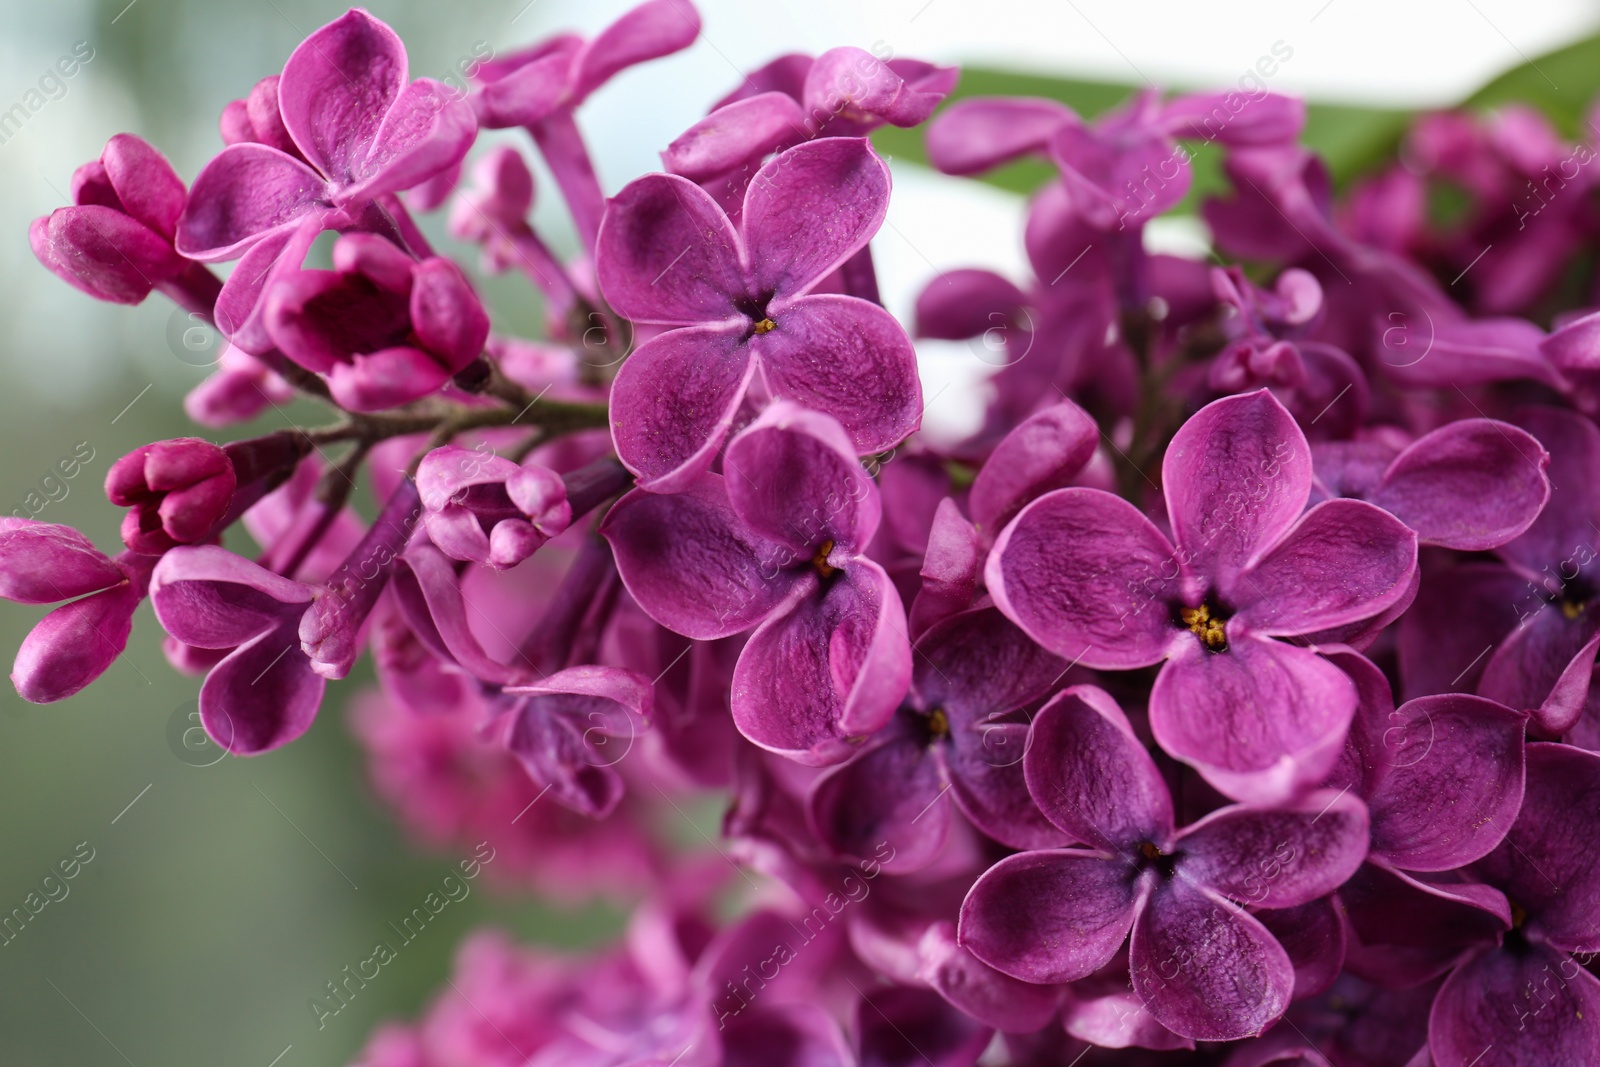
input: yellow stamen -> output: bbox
[1563,599,1586,620]
[1180,604,1228,651]
[811,539,837,578]
[1140,841,1163,861]
[752,317,777,334]
[927,707,950,738]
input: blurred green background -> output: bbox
[4,0,1600,1064]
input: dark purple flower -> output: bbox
[176,9,476,350]
[501,665,653,819]
[595,137,921,491]
[1428,743,1600,1066]
[958,685,1369,1041]
[1400,406,1600,735]
[988,389,1418,802]
[807,606,1069,872]
[603,402,911,764]
[263,232,489,411]
[1312,418,1550,550]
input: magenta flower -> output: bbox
[176,8,475,349]
[149,545,321,754]
[1427,743,1600,1066]
[595,137,922,491]
[29,134,206,307]
[470,0,701,248]
[664,47,956,205]
[603,403,911,764]
[959,685,1369,1041]
[416,446,571,569]
[0,521,150,703]
[150,479,421,753]
[988,389,1418,802]
[264,233,489,411]
[105,438,236,555]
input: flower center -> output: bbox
[752,317,777,334]
[1136,840,1178,877]
[1561,597,1587,621]
[1180,603,1228,652]
[811,539,837,578]
[926,707,950,738]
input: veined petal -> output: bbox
[1429,943,1600,1067]
[986,487,1181,670]
[1163,390,1311,592]
[1129,878,1293,1041]
[1173,791,1369,909]
[602,476,797,640]
[959,849,1141,984]
[1373,419,1550,550]
[607,324,756,491]
[175,143,325,261]
[741,138,889,300]
[1231,499,1417,637]
[595,172,743,325]
[730,559,909,764]
[278,8,408,184]
[753,294,923,455]
[149,545,313,649]
[1024,685,1175,851]
[1150,635,1355,805]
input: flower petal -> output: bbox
[602,476,796,640]
[1475,742,1600,953]
[595,172,743,325]
[607,324,756,491]
[1252,896,1346,1001]
[1173,791,1369,909]
[959,849,1141,984]
[969,399,1099,535]
[175,144,325,261]
[1373,419,1551,550]
[277,9,408,184]
[925,98,1073,175]
[343,79,476,202]
[1231,499,1417,637]
[1150,635,1355,805]
[742,138,889,300]
[149,545,313,649]
[808,724,949,873]
[916,923,1063,1034]
[1024,685,1174,851]
[1129,878,1293,1041]
[200,619,324,753]
[663,92,806,182]
[724,402,879,555]
[1429,943,1600,1067]
[572,0,701,101]
[0,522,123,604]
[754,294,923,455]
[1163,390,1311,591]
[731,559,910,764]
[987,487,1181,670]
[1364,694,1527,872]
[12,584,139,703]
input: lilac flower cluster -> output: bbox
[15,4,1600,1064]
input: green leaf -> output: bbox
[1463,30,1600,136]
